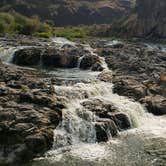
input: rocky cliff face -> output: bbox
[111,0,166,38]
[0,0,134,26]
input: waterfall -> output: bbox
[77,44,109,71]
[0,46,18,63]
[46,80,148,160]
[106,40,123,46]
[51,37,76,48]
[10,39,164,165]
[77,55,86,68]
[0,45,32,64]
[45,41,151,158]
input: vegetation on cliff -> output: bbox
[0,12,52,37]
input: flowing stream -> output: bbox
[0,38,166,166]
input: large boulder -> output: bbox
[12,46,83,68]
[79,55,101,70]
[142,95,166,115]
[81,98,132,137]
[95,119,118,142]
[12,47,42,66]
[113,76,147,100]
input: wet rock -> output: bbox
[12,47,42,66]
[81,98,117,115]
[110,113,131,130]
[98,71,113,82]
[12,46,88,68]
[95,119,118,142]
[91,62,104,71]
[41,48,80,68]
[113,76,147,100]
[79,55,100,70]
[142,95,166,115]
[82,98,131,134]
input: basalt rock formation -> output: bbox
[110,0,166,38]
[0,0,134,26]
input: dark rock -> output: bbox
[79,55,100,70]
[113,76,147,100]
[142,95,166,115]
[95,120,118,142]
[12,47,42,66]
[91,62,104,71]
[0,0,134,26]
[25,128,54,154]
[81,98,117,115]
[82,98,131,136]
[110,113,131,130]
[12,46,86,68]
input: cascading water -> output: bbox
[27,42,165,166]
[1,38,165,166]
[77,43,109,71]
[0,46,18,63]
[51,37,76,48]
[0,45,33,64]
[29,72,166,166]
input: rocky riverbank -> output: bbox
[96,41,166,115]
[0,62,65,165]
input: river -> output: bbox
[0,38,166,166]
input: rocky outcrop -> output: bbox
[113,76,147,100]
[97,41,166,115]
[12,45,104,71]
[13,47,82,68]
[110,0,166,38]
[141,95,166,115]
[0,0,134,26]
[0,63,65,165]
[81,98,132,142]
[79,55,101,70]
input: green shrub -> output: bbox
[33,32,52,38]
[54,26,87,39]
[0,12,53,37]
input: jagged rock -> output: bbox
[79,55,100,70]
[0,64,64,165]
[81,98,117,115]
[12,47,80,68]
[82,98,132,134]
[25,128,54,154]
[109,113,131,130]
[113,76,147,100]
[142,95,166,115]
[95,119,118,142]
[12,46,96,68]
